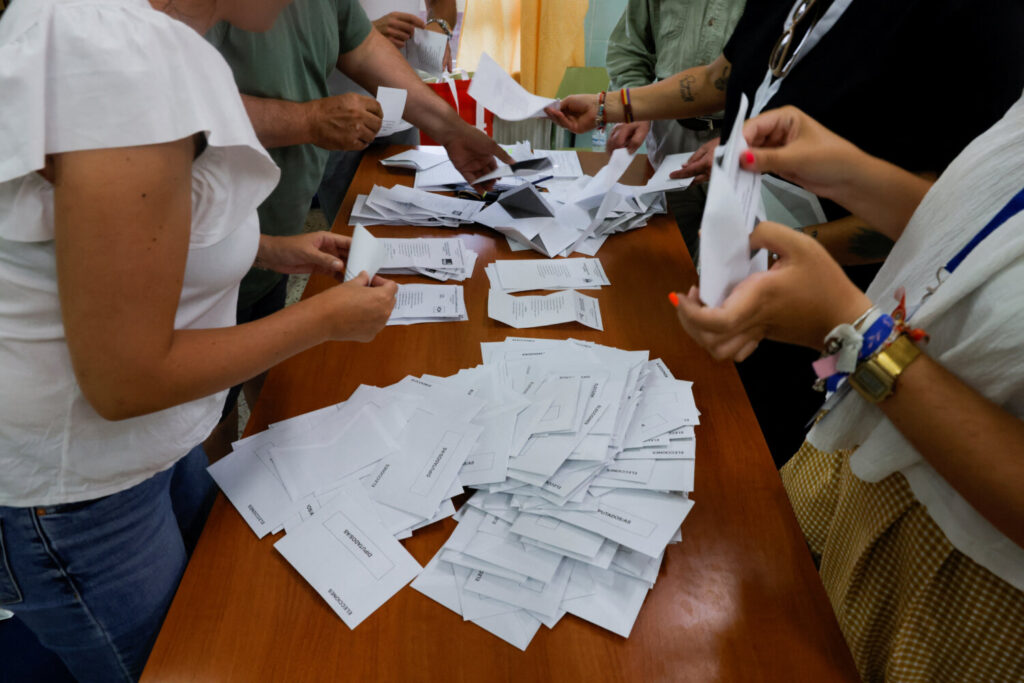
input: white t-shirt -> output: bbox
[0,0,280,506]
[808,92,1024,591]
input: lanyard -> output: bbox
[943,186,1024,276]
[751,0,855,116]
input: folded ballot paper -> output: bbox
[388,284,467,325]
[488,290,604,330]
[209,337,699,647]
[468,52,559,121]
[698,93,768,307]
[485,258,610,293]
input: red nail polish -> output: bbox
[668,292,679,307]
[743,150,755,166]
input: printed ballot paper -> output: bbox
[211,337,699,646]
[698,93,767,307]
[403,27,448,77]
[378,236,476,281]
[468,52,558,120]
[488,290,603,330]
[344,224,385,283]
[375,87,413,138]
[388,284,468,325]
[485,258,610,293]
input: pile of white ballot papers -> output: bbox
[209,337,699,648]
[356,141,695,258]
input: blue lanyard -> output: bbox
[943,186,1024,275]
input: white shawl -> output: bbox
[807,93,1024,591]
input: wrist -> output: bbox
[604,92,626,124]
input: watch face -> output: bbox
[855,365,889,398]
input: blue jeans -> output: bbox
[0,445,215,682]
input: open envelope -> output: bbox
[698,93,768,307]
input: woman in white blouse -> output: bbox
[0,0,397,679]
[672,101,1024,679]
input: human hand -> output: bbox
[442,123,515,189]
[544,94,599,134]
[424,22,453,71]
[256,232,351,277]
[317,273,398,342]
[306,94,383,150]
[607,121,649,154]
[670,136,719,184]
[738,106,861,199]
[373,11,425,49]
[670,221,872,361]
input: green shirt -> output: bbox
[606,0,746,92]
[207,0,372,308]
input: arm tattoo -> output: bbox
[678,74,696,102]
[849,227,895,261]
[713,65,730,91]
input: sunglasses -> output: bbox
[768,0,825,78]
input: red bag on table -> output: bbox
[421,77,494,145]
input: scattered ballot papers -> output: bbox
[352,184,485,228]
[379,236,477,281]
[388,284,467,325]
[698,93,768,307]
[374,87,413,138]
[210,337,700,648]
[366,142,675,258]
[485,258,610,293]
[488,290,603,330]
[468,52,558,120]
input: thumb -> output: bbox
[312,246,344,273]
[740,146,793,176]
[749,220,803,257]
[348,271,371,286]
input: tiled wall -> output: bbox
[584,0,630,67]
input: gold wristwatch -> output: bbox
[847,333,922,403]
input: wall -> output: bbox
[584,0,629,68]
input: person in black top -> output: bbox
[547,0,1024,465]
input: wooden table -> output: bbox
[142,149,858,682]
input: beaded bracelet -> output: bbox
[596,91,607,133]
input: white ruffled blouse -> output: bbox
[0,0,280,505]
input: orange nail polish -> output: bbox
[668,292,679,307]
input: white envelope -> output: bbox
[274,483,422,629]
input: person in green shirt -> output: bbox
[604,0,745,168]
[205,0,510,456]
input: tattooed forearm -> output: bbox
[679,74,696,102]
[713,65,730,91]
[849,227,895,261]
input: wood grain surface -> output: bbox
[142,149,858,683]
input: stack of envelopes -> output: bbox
[209,337,698,647]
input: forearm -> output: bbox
[241,94,313,149]
[425,0,456,27]
[802,215,894,266]
[87,296,331,420]
[878,354,1024,547]
[612,59,728,123]
[823,152,933,240]
[339,29,462,142]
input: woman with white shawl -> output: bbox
[672,95,1024,680]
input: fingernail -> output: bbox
[742,150,755,166]
[668,292,679,307]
